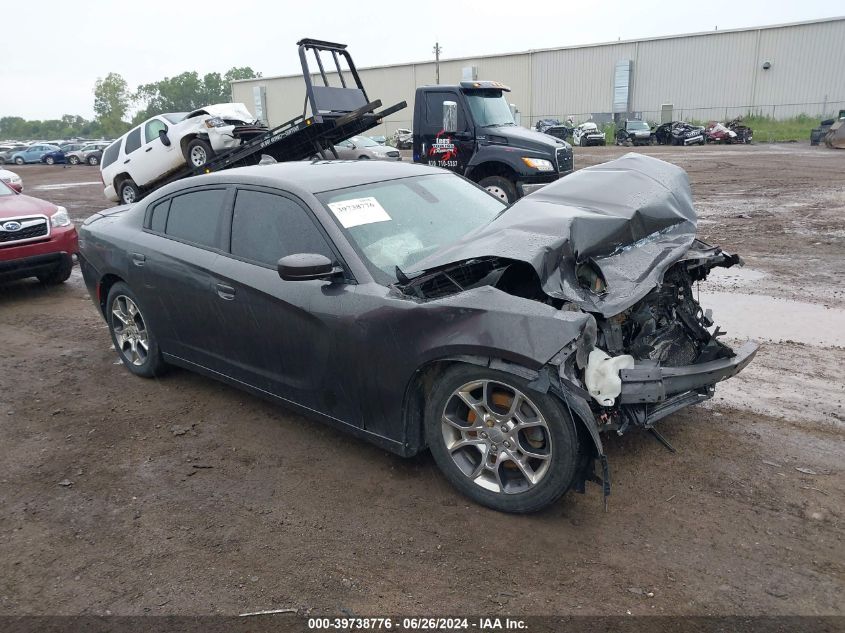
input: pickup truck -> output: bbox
[411,81,573,202]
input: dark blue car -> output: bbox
[40,147,68,165]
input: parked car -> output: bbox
[40,147,68,165]
[0,169,23,192]
[78,156,756,513]
[101,103,268,204]
[572,121,606,147]
[65,142,110,165]
[334,136,401,160]
[392,128,413,149]
[535,118,574,141]
[0,178,77,285]
[654,121,705,146]
[726,117,753,144]
[615,120,652,146]
[11,144,61,165]
[84,149,103,166]
[0,144,27,165]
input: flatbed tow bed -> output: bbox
[151,38,406,193]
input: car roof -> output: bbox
[156,161,446,199]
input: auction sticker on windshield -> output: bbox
[328,197,391,229]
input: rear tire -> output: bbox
[37,257,73,285]
[87,155,99,166]
[425,364,580,513]
[106,282,167,378]
[45,156,55,165]
[185,138,215,168]
[14,157,24,165]
[478,176,517,204]
[119,179,141,205]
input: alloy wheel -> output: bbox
[111,295,149,366]
[441,379,552,494]
[190,145,208,166]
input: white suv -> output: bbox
[101,103,266,204]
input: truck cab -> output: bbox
[412,81,573,203]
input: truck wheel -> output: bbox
[479,176,517,204]
[37,256,73,285]
[425,364,580,513]
[106,282,167,378]
[185,138,215,167]
[119,179,141,205]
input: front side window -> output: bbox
[317,174,505,277]
[124,128,142,154]
[165,189,227,248]
[144,119,168,144]
[230,190,332,267]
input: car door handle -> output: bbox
[130,252,146,266]
[123,158,130,164]
[145,147,152,152]
[215,283,236,300]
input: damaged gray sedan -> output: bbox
[78,154,757,513]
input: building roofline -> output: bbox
[231,15,845,84]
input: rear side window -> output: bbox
[165,189,227,248]
[102,141,121,168]
[124,127,142,154]
[149,199,170,233]
[230,190,332,267]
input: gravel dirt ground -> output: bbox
[0,145,842,618]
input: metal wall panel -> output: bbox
[231,18,845,132]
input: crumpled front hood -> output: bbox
[408,153,697,317]
[185,102,255,123]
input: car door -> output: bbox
[137,117,181,184]
[133,186,232,373]
[26,146,44,163]
[210,186,359,423]
[418,90,471,175]
[120,127,145,184]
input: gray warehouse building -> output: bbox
[231,16,845,136]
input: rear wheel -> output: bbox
[478,176,517,204]
[185,138,215,168]
[87,154,99,166]
[106,282,166,378]
[425,365,580,513]
[45,156,55,165]
[119,179,141,205]
[14,157,24,165]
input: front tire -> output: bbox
[106,282,166,378]
[68,155,80,165]
[37,256,73,285]
[87,154,99,166]
[425,365,580,513]
[185,138,215,168]
[14,157,24,165]
[478,176,517,204]
[45,156,55,165]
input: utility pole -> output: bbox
[433,42,442,84]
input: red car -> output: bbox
[0,179,78,284]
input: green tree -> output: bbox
[94,72,132,137]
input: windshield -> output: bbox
[351,136,378,148]
[627,121,650,131]
[317,174,505,278]
[463,90,515,127]
[163,113,188,124]
[0,180,14,196]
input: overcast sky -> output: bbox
[2,0,842,120]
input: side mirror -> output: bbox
[158,129,171,146]
[442,101,458,134]
[509,103,521,126]
[278,253,340,282]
